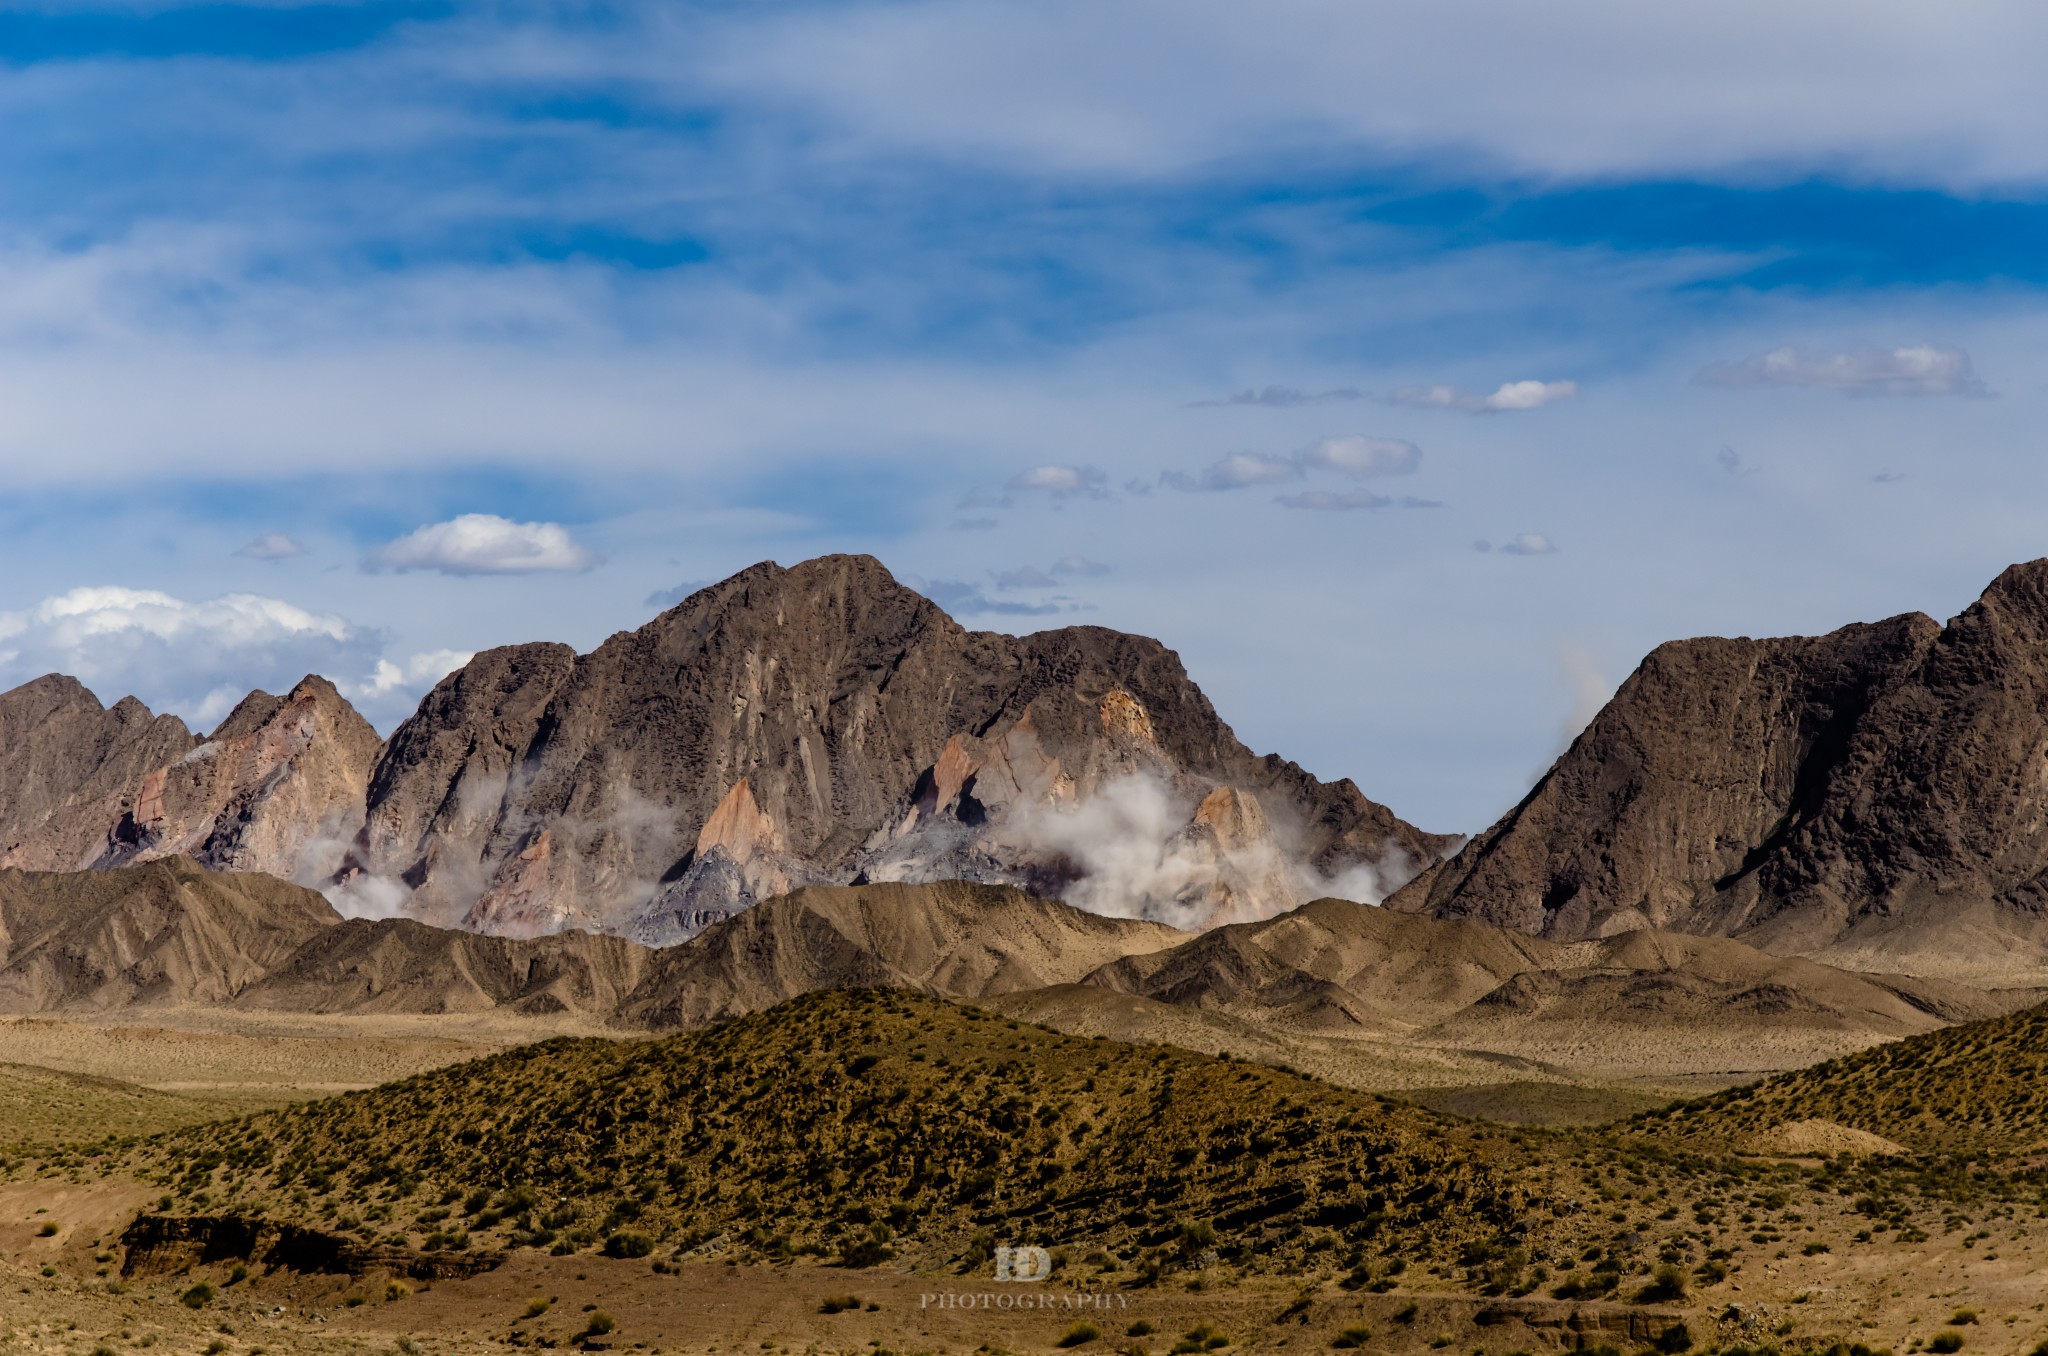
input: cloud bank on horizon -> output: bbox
[0,0,2043,828]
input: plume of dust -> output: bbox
[1556,644,1611,753]
[996,771,1437,929]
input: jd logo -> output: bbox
[994,1245,1052,1282]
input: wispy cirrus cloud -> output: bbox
[1190,385,1364,408]
[1005,465,1108,499]
[1387,380,1578,413]
[1695,345,1992,397]
[234,531,306,561]
[1165,436,1423,494]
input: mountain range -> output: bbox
[0,555,1443,945]
[14,552,2048,985]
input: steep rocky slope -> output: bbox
[1393,559,2048,981]
[336,554,1451,941]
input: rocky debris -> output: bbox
[120,1211,503,1281]
[1393,558,2048,981]
[340,555,1451,941]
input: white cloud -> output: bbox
[1049,555,1111,577]
[1695,345,1992,397]
[0,586,376,727]
[1299,435,1420,477]
[1005,464,1108,498]
[234,532,307,561]
[1388,380,1578,413]
[365,514,600,576]
[347,648,475,701]
[1499,532,1559,556]
[1167,436,1423,498]
[1162,451,1300,492]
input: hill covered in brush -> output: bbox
[127,990,1534,1277]
[1648,999,2048,1155]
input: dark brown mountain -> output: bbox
[0,675,199,871]
[1391,560,2048,982]
[336,554,1452,941]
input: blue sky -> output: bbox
[1,0,2045,833]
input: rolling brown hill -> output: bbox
[129,988,1534,1275]
[1648,998,2048,1155]
[0,859,337,1011]
[619,879,1183,1027]
[1076,897,2016,1044]
[1393,559,2048,983]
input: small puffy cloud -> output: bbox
[1191,385,1364,408]
[347,648,475,701]
[1162,451,1301,492]
[917,579,1063,618]
[234,532,306,561]
[0,586,380,727]
[1499,532,1559,555]
[1300,435,1420,478]
[994,566,1058,591]
[1049,555,1111,577]
[1390,380,1578,412]
[1276,489,1389,511]
[365,514,599,576]
[1695,345,1991,397]
[1871,470,1909,484]
[1005,464,1107,498]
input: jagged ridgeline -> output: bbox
[1644,1000,2048,1156]
[128,990,1533,1272]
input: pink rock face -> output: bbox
[91,677,383,884]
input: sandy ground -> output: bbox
[0,1011,611,1099]
[6,1189,2048,1356]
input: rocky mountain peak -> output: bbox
[1393,556,2048,982]
[337,554,1450,941]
